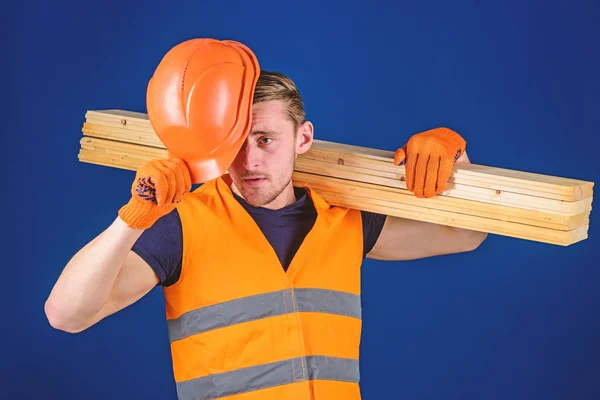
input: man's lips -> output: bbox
[241,177,267,187]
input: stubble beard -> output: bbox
[241,175,293,207]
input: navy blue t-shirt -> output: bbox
[131,186,387,286]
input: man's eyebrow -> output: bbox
[251,130,281,136]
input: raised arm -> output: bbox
[44,218,159,333]
[44,158,191,333]
[366,128,487,261]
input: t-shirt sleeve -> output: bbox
[360,210,387,257]
[130,208,183,286]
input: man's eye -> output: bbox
[260,137,273,145]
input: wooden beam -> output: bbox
[82,113,594,203]
[77,109,595,246]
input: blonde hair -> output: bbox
[253,71,306,129]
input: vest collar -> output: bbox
[212,174,339,278]
[215,174,332,215]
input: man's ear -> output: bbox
[295,121,314,155]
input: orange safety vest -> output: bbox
[163,175,365,399]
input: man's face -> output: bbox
[228,100,312,208]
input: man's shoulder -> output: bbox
[149,207,183,232]
[179,182,218,207]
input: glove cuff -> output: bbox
[118,198,165,230]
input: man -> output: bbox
[45,71,487,399]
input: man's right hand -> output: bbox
[118,158,192,230]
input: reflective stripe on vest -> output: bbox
[167,288,361,343]
[177,356,360,400]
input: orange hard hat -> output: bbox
[146,38,260,183]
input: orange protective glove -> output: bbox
[393,127,466,198]
[118,158,192,229]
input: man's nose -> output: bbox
[239,142,261,170]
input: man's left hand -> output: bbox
[393,127,466,198]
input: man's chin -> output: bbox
[239,187,279,208]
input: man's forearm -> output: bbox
[444,224,488,251]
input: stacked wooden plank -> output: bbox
[78,109,594,246]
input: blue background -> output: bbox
[2,0,599,399]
